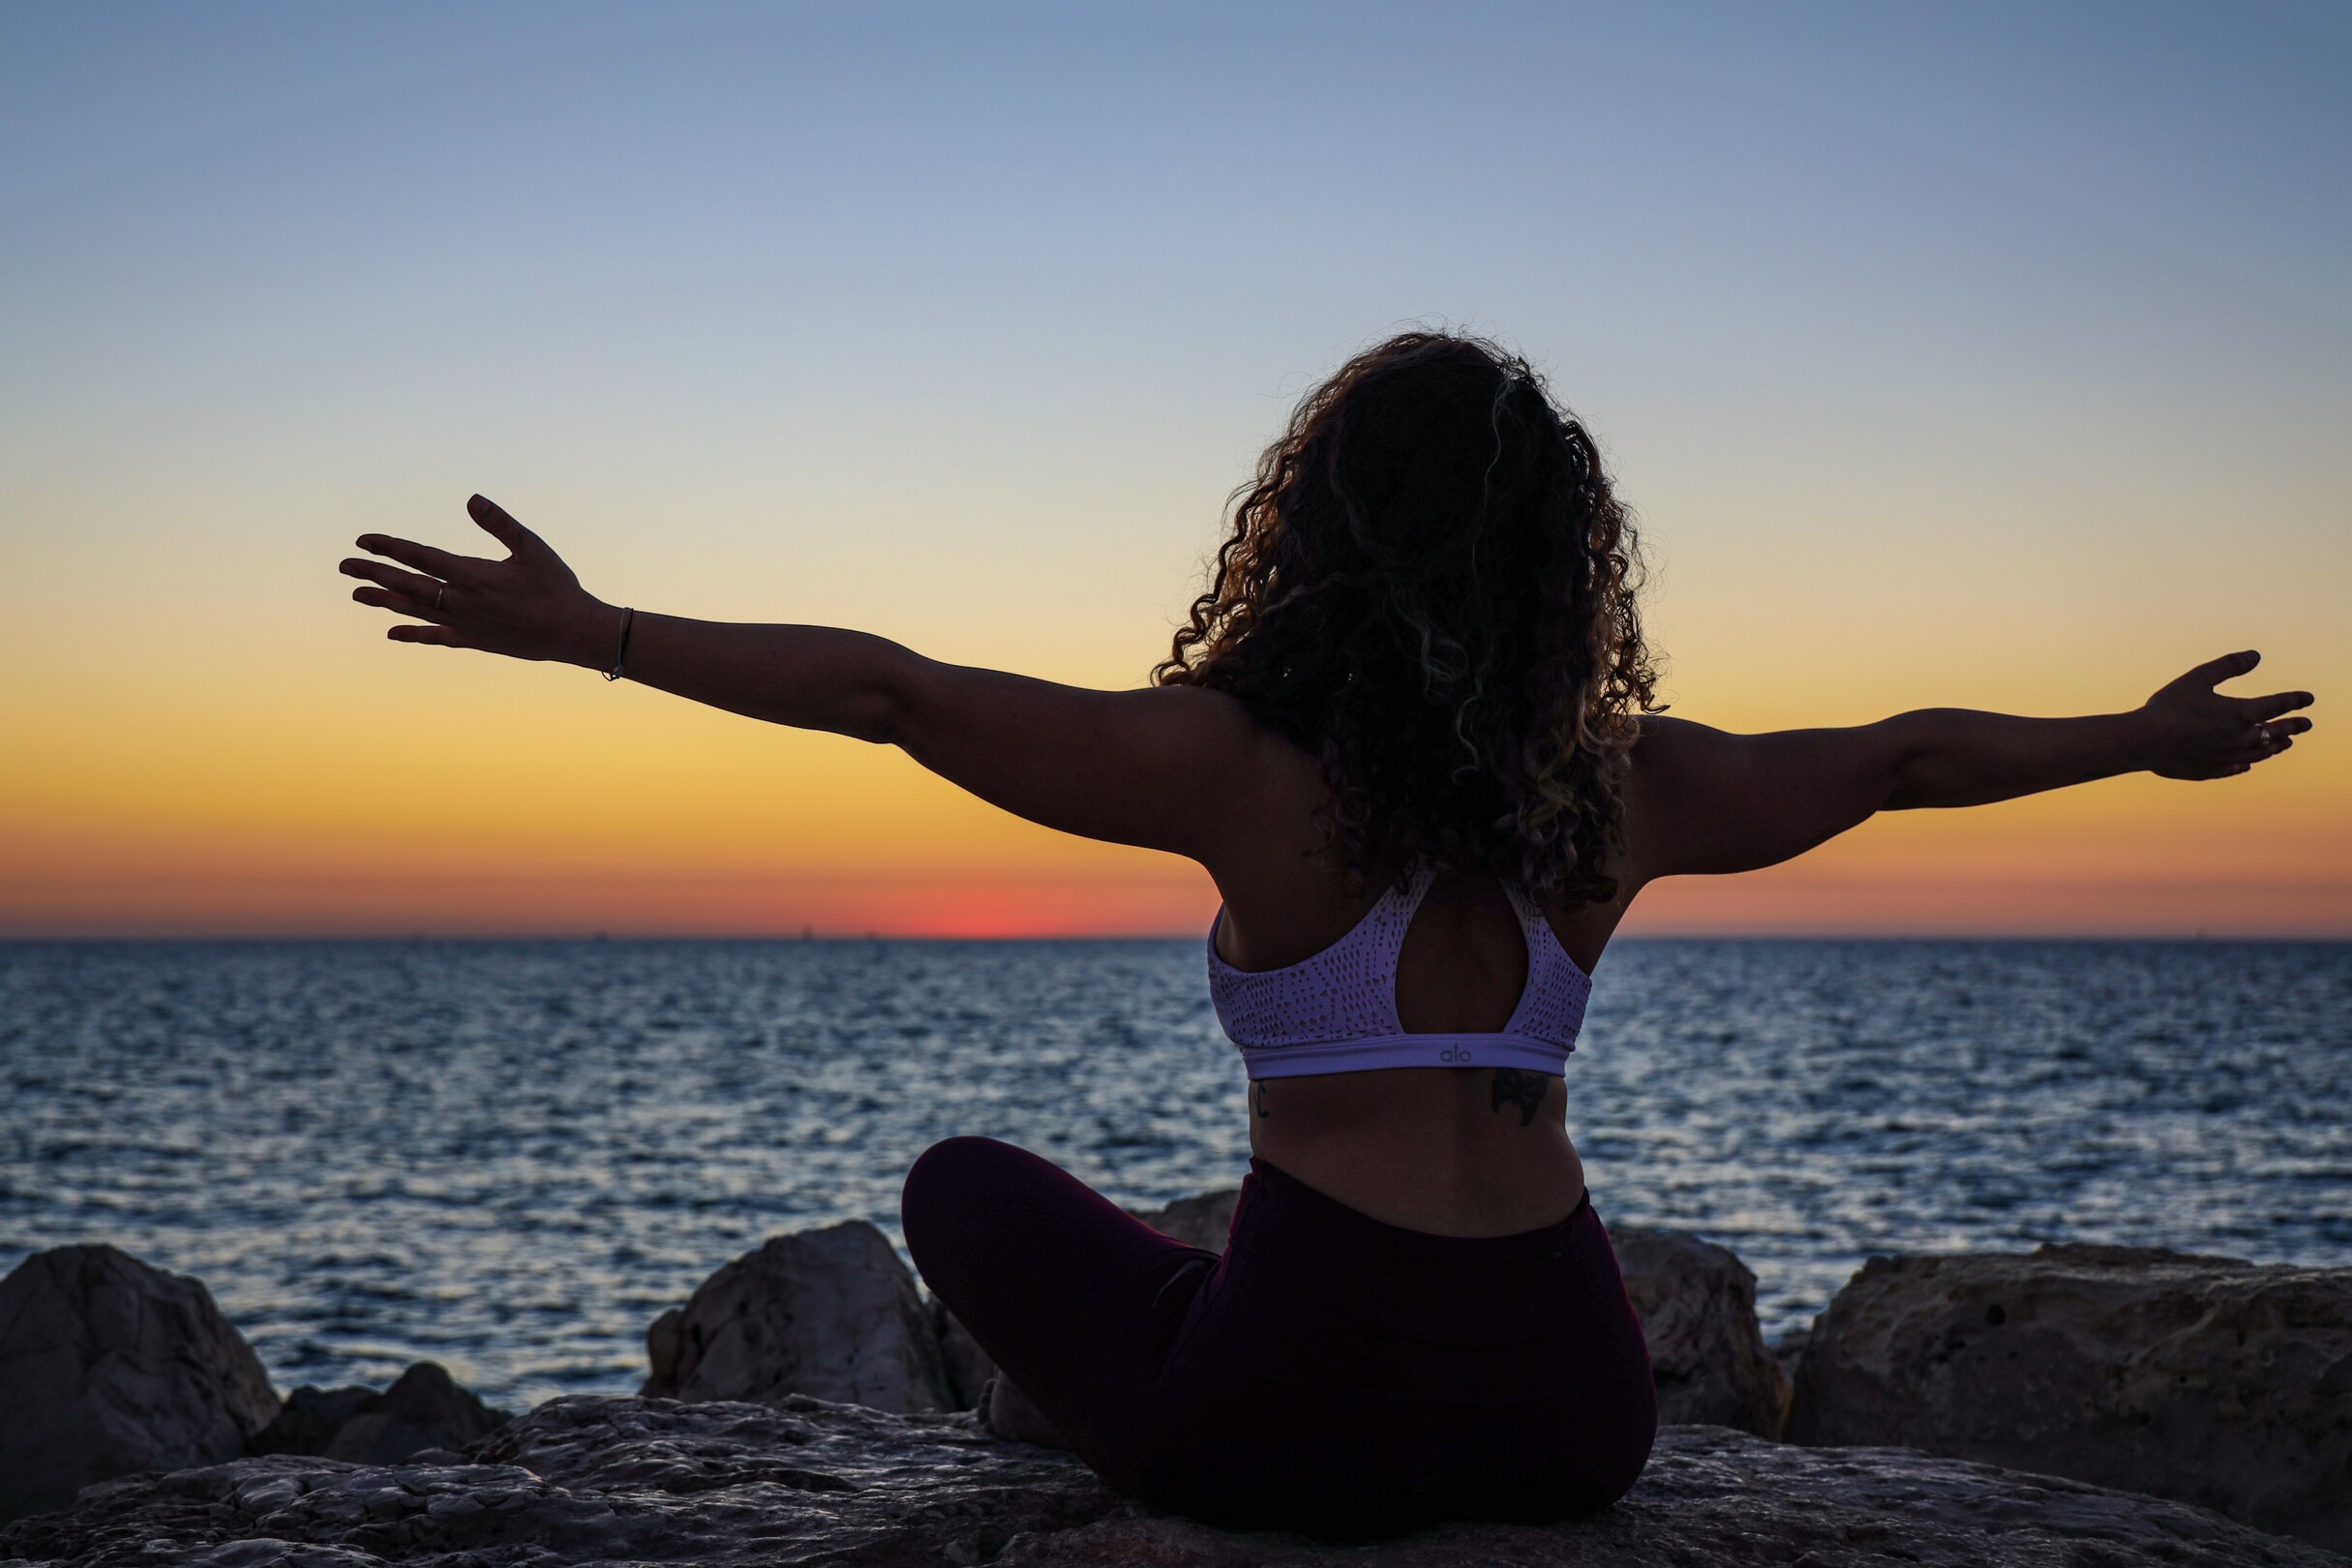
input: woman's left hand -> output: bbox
[340,494,618,666]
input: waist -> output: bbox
[1245,1066,1586,1237]
[1217,1157,1612,1352]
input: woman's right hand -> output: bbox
[340,494,620,668]
[2137,650,2314,780]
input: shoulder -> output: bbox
[1120,682,1310,790]
[1623,713,1733,801]
[1618,714,1741,882]
[1156,686,1338,890]
[1629,712,1728,761]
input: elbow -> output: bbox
[1880,710,1956,810]
[840,674,910,746]
[837,695,903,746]
[843,642,935,748]
[803,635,918,745]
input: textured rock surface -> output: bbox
[253,1365,510,1465]
[638,1221,955,1413]
[2,1395,2336,1567]
[1788,1243,2352,1553]
[0,1245,281,1523]
[1612,1226,1791,1437]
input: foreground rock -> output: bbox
[641,1221,955,1413]
[0,1245,280,1523]
[252,1363,511,1464]
[1611,1226,1790,1437]
[2,1395,2335,1567]
[1788,1244,2352,1553]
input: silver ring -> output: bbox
[434,585,447,612]
[2254,723,2272,746]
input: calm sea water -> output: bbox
[4,939,2348,1410]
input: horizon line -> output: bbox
[5,929,2347,946]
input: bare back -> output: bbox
[1207,727,1633,1237]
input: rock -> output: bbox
[644,1307,684,1388]
[255,1364,510,1465]
[1129,1190,1242,1252]
[0,1244,281,1523]
[1771,1324,1811,1388]
[2,1395,2337,1566]
[248,1386,379,1458]
[1604,1226,1792,1438]
[641,1221,955,1413]
[1787,1244,2352,1553]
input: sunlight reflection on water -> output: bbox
[4,938,2347,1407]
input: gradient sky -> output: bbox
[3,2,2346,937]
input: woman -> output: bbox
[342,332,2312,1536]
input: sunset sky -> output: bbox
[4,3,2346,938]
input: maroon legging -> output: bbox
[900,1135,1656,1538]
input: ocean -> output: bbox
[4,938,2348,1410]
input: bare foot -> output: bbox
[980,1374,1069,1449]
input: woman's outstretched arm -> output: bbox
[1624,652,2316,883]
[340,496,1286,864]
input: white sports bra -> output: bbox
[1205,863,1592,1081]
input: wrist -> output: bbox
[2106,707,2168,774]
[558,597,622,670]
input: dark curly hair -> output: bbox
[1155,331,1659,905]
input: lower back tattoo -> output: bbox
[1489,1069,1549,1127]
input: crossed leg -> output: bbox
[900,1135,1218,1493]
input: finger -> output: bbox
[339,558,445,601]
[350,585,451,624]
[467,494,544,558]
[387,623,475,648]
[356,532,491,584]
[2245,712,2316,746]
[2250,717,2313,758]
[2243,690,2315,721]
[2186,649,2260,689]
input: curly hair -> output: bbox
[1155,331,1659,905]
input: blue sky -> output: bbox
[3,3,2347,934]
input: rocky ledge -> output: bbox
[3,1392,2341,1568]
[9,1208,2350,1561]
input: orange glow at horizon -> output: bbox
[5,569,2343,939]
[6,707,2345,939]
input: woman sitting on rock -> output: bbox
[341,330,2312,1537]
